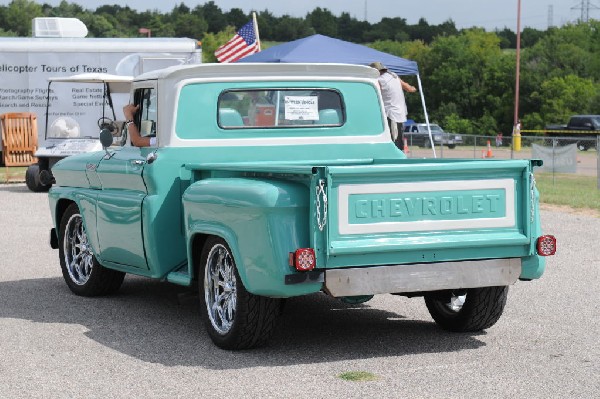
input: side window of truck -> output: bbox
[217,89,345,129]
[133,88,157,138]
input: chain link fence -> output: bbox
[404,134,599,189]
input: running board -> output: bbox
[166,270,192,286]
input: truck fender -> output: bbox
[183,178,320,297]
[49,187,101,258]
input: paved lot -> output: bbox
[0,184,598,398]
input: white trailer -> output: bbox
[0,34,201,190]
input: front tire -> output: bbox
[198,237,282,350]
[58,203,125,296]
[424,286,508,332]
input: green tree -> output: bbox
[255,10,276,39]
[272,15,312,41]
[306,7,338,37]
[200,1,227,33]
[442,113,474,134]
[202,26,236,63]
[337,12,370,43]
[364,17,408,42]
[80,14,119,37]
[495,27,516,48]
[47,0,84,18]
[519,21,600,120]
[538,75,598,124]
[521,27,545,48]
[3,0,42,36]
[226,8,248,29]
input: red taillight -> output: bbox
[289,248,316,271]
[537,235,556,256]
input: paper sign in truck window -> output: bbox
[284,96,319,120]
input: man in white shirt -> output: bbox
[370,61,417,150]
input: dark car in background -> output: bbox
[403,123,463,149]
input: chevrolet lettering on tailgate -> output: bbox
[340,179,514,234]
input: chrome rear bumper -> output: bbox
[324,258,521,297]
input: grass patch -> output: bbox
[0,166,26,183]
[337,371,378,382]
[536,172,600,211]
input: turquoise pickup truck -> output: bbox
[48,63,556,349]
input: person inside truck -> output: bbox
[123,103,156,147]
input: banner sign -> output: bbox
[531,143,577,173]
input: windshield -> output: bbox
[424,124,444,132]
[45,82,128,140]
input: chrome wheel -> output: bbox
[204,243,237,335]
[63,213,94,285]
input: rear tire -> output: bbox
[198,237,282,350]
[424,286,508,332]
[448,144,456,149]
[58,203,125,296]
[576,142,589,151]
[25,164,50,192]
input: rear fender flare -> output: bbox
[183,178,311,296]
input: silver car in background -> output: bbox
[404,123,463,149]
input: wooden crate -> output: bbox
[1,112,38,166]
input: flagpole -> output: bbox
[252,12,261,51]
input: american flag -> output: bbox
[215,21,259,63]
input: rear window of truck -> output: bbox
[217,89,345,129]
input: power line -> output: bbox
[571,0,600,23]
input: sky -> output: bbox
[2,0,592,31]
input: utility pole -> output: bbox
[512,0,522,157]
[548,5,554,28]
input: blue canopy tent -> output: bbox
[237,34,436,154]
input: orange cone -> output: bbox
[486,140,493,158]
[403,137,410,154]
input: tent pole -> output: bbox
[416,74,436,158]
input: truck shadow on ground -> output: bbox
[0,276,486,369]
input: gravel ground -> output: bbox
[0,183,598,398]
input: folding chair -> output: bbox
[1,112,38,166]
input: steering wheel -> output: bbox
[97,117,118,133]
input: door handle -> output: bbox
[131,159,145,166]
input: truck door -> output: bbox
[93,86,157,269]
[94,147,149,269]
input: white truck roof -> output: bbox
[135,63,380,82]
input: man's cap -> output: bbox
[369,61,387,71]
